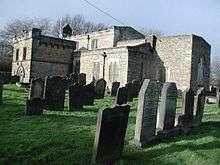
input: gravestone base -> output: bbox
[26,99,44,115]
[192,118,202,127]
[156,127,181,140]
[129,137,158,148]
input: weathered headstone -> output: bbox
[132,79,141,97]
[69,83,84,110]
[193,88,206,126]
[78,73,86,86]
[129,79,159,148]
[0,79,3,105]
[94,79,106,99]
[29,78,44,100]
[111,82,120,96]
[83,83,95,106]
[156,82,180,138]
[43,76,65,111]
[26,98,44,115]
[126,82,134,101]
[69,73,78,84]
[217,92,220,108]
[116,87,128,105]
[92,105,130,164]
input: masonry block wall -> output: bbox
[155,35,193,91]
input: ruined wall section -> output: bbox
[155,35,193,91]
[191,35,211,91]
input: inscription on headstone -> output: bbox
[43,76,65,111]
[116,87,128,105]
[111,82,120,96]
[157,82,178,131]
[69,83,84,110]
[194,88,206,126]
[129,79,159,148]
[29,78,44,100]
[182,88,195,121]
[92,105,130,164]
[94,79,106,99]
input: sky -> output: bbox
[0,0,220,58]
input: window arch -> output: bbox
[109,62,119,82]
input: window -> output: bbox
[92,62,100,80]
[91,39,98,49]
[109,62,119,82]
[23,47,27,60]
[16,49,19,61]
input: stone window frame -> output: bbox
[109,62,119,82]
[15,49,19,61]
[92,62,100,80]
[23,47,27,60]
[91,39,98,49]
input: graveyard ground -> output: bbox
[0,84,220,165]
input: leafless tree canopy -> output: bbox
[52,15,108,37]
[210,56,220,87]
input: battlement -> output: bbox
[13,28,42,43]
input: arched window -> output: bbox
[23,47,27,60]
[92,62,100,80]
[109,62,119,82]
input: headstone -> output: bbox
[111,82,120,96]
[126,82,134,101]
[43,76,66,111]
[69,83,84,110]
[94,79,106,99]
[193,88,206,126]
[0,79,3,105]
[83,83,95,106]
[156,82,180,138]
[26,98,44,115]
[69,73,78,84]
[182,88,195,120]
[92,105,130,164]
[217,92,220,108]
[29,78,44,100]
[132,79,141,97]
[116,87,128,105]
[129,79,159,148]
[78,73,86,86]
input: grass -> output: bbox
[0,84,220,165]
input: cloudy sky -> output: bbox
[0,0,219,58]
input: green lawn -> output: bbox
[0,84,220,165]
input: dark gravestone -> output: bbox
[94,79,106,99]
[126,82,134,101]
[111,82,120,96]
[178,88,195,127]
[78,73,86,86]
[217,92,220,108]
[116,87,128,105]
[0,79,3,105]
[29,78,44,100]
[156,82,180,139]
[132,79,141,97]
[92,105,130,164]
[129,79,159,148]
[83,83,95,106]
[43,76,66,111]
[70,73,78,84]
[193,88,206,126]
[69,83,84,110]
[26,98,44,115]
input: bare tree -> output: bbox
[139,27,164,37]
[52,14,108,37]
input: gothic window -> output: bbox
[16,49,19,61]
[91,39,98,49]
[197,57,205,85]
[23,47,27,60]
[109,62,119,82]
[92,62,100,80]
[158,68,166,83]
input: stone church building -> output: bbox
[11,26,211,92]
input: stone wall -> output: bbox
[190,35,211,91]
[155,35,193,91]
[78,47,129,87]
